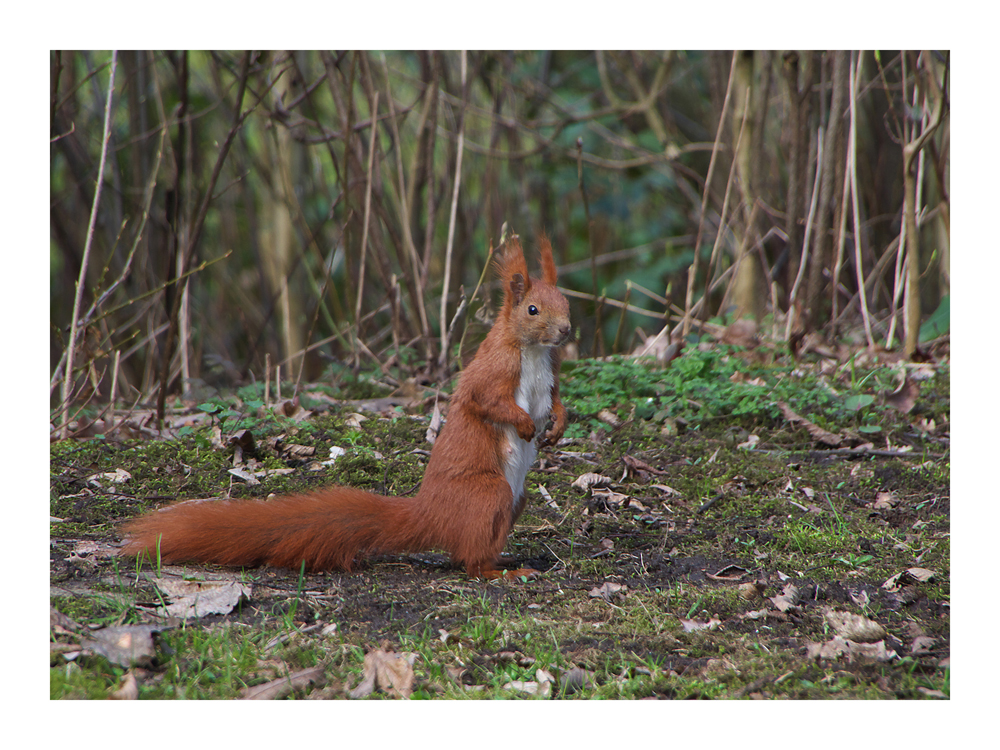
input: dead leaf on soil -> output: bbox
[65,540,120,566]
[208,424,225,450]
[344,412,368,429]
[589,582,627,602]
[623,497,650,511]
[679,617,722,633]
[823,609,887,642]
[777,401,844,447]
[622,454,667,480]
[910,636,937,656]
[590,487,631,508]
[502,669,554,697]
[150,575,251,619]
[806,636,895,663]
[240,665,327,700]
[79,624,163,668]
[273,397,311,421]
[349,649,418,699]
[873,491,899,510]
[86,468,132,487]
[50,607,84,636]
[110,670,140,700]
[739,581,767,601]
[560,666,596,694]
[572,472,613,491]
[426,400,443,444]
[650,483,680,497]
[321,446,348,466]
[438,629,465,646]
[227,467,260,485]
[707,564,749,581]
[719,318,759,348]
[883,567,937,591]
[597,409,623,428]
[590,538,615,558]
[907,567,936,582]
[884,375,919,414]
[283,443,315,460]
[630,329,684,364]
[227,428,256,459]
[769,583,800,612]
[537,484,560,511]
[849,589,870,608]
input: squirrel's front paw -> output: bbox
[516,419,536,443]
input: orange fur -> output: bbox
[121,235,571,579]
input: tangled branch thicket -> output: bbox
[49,50,949,429]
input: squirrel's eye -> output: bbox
[528,305,538,315]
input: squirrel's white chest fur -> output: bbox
[502,345,555,518]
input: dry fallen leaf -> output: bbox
[873,491,899,510]
[884,375,919,414]
[590,487,631,507]
[806,636,895,663]
[283,443,316,460]
[906,567,937,582]
[87,468,132,487]
[344,412,368,429]
[590,538,615,558]
[597,409,623,428]
[349,649,417,699]
[589,582,627,602]
[426,400,443,444]
[538,484,560,511]
[778,401,844,447]
[883,567,937,591]
[572,472,613,491]
[739,581,766,601]
[769,583,800,613]
[559,666,595,694]
[622,454,666,479]
[151,575,251,619]
[679,617,722,633]
[240,666,327,700]
[79,624,163,668]
[227,467,260,485]
[502,678,551,697]
[910,636,937,656]
[650,483,680,497]
[719,318,759,348]
[110,670,140,700]
[823,609,886,643]
[707,564,749,581]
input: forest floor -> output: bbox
[49,341,950,699]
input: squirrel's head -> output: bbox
[498,234,571,347]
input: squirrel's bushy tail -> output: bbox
[121,488,418,572]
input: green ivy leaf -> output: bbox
[845,394,875,412]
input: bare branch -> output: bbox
[60,51,117,439]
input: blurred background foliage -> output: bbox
[50,50,949,420]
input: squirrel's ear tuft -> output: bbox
[538,234,557,285]
[496,234,530,315]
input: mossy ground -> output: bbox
[50,348,949,699]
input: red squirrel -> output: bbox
[121,235,571,580]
